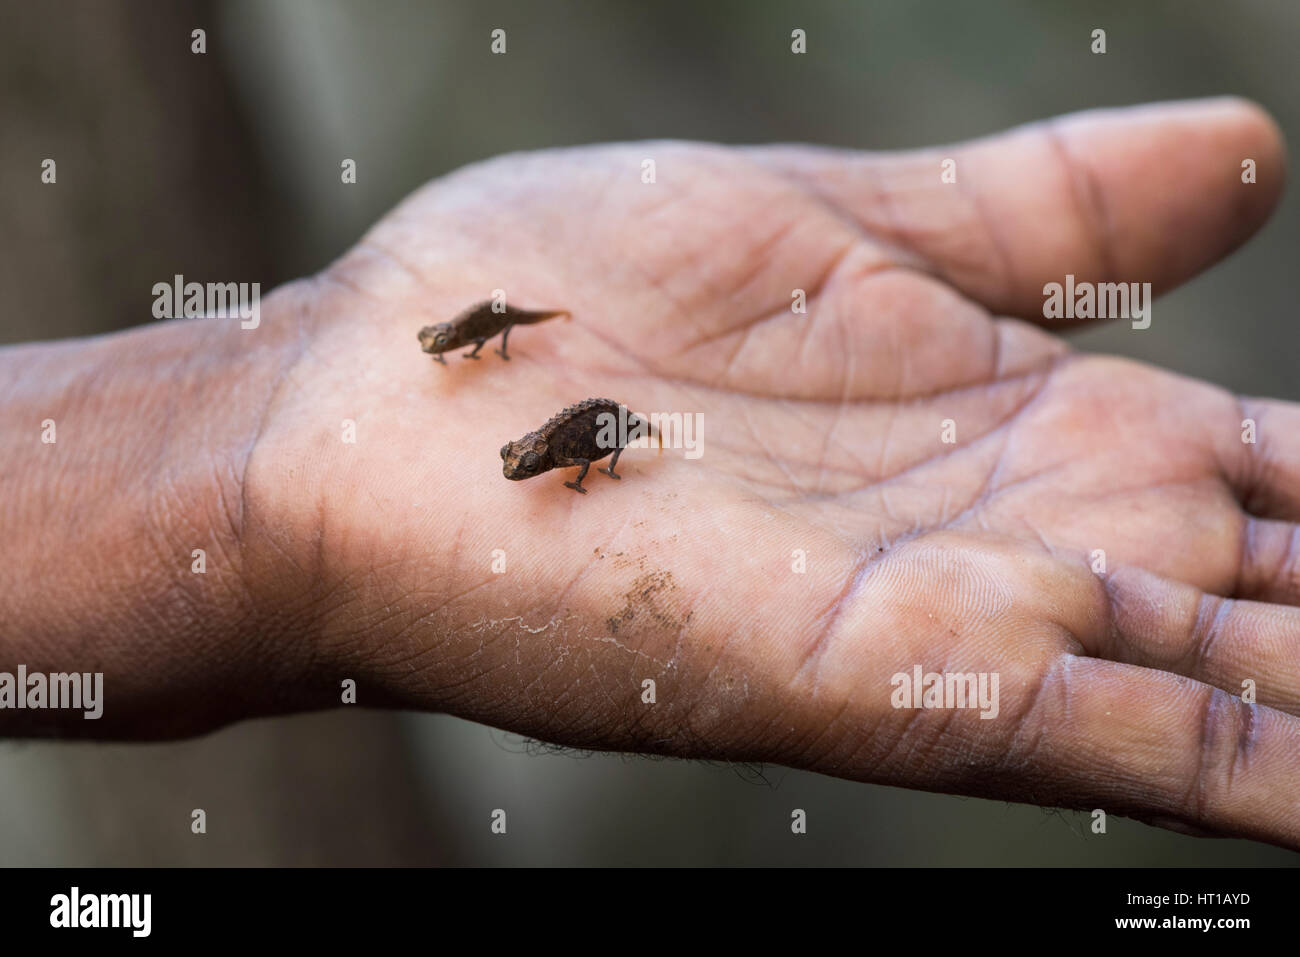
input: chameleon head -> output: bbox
[417,322,455,355]
[501,437,547,480]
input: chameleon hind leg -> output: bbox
[597,447,623,480]
[494,324,514,360]
[564,460,591,494]
[463,338,487,359]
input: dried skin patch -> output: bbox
[592,543,695,642]
[607,568,690,637]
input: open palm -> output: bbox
[244,99,1300,847]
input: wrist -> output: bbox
[0,279,320,736]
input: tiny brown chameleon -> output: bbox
[418,301,570,364]
[501,398,659,494]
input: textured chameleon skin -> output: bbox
[501,398,652,493]
[417,301,569,362]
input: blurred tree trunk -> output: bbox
[0,0,276,343]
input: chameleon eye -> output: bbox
[500,446,508,460]
[522,452,539,470]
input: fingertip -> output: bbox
[1213,95,1287,210]
[1056,95,1285,213]
[1040,96,1287,305]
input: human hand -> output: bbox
[8,98,1296,848]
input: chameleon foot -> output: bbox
[597,467,621,480]
[494,348,511,361]
[433,354,447,365]
[564,481,588,494]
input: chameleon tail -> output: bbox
[517,308,572,324]
[624,410,662,455]
[645,418,662,456]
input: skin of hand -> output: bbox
[3,97,1297,848]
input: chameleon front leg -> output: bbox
[597,446,623,480]
[463,338,487,359]
[432,353,447,365]
[494,324,514,360]
[563,459,591,494]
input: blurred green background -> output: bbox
[2,0,1297,865]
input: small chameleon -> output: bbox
[501,397,658,494]
[418,301,570,364]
